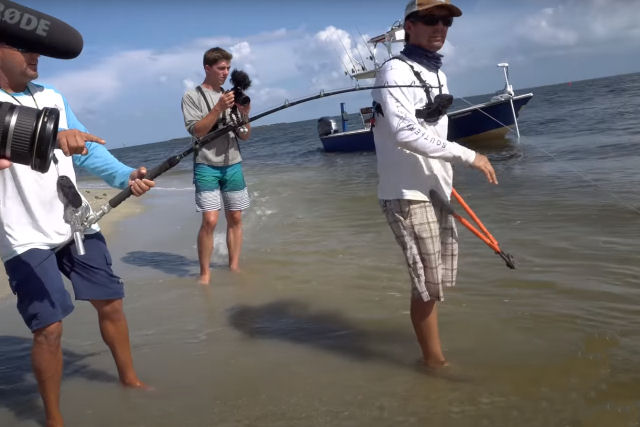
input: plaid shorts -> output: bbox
[380,199,458,302]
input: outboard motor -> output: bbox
[317,117,338,137]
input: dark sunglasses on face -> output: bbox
[0,43,30,53]
[412,14,454,27]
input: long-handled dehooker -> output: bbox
[429,188,515,269]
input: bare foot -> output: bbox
[198,272,211,285]
[121,379,154,391]
[419,357,450,370]
[229,265,242,273]
[45,413,63,427]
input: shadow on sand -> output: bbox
[227,299,470,382]
[121,251,198,277]
[0,335,118,426]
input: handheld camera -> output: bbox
[229,69,251,106]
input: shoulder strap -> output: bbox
[386,56,442,103]
[196,85,213,112]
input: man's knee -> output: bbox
[92,299,125,321]
[226,210,243,227]
[33,321,63,348]
[201,212,219,231]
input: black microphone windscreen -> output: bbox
[0,1,83,59]
[57,175,83,209]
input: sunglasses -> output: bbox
[412,14,454,27]
[0,44,30,53]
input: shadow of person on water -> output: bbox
[121,251,198,277]
[228,299,378,361]
[0,335,118,426]
[227,299,472,383]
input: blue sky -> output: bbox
[17,0,640,147]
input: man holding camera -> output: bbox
[181,47,251,284]
[0,42,154,426]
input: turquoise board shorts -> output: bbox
[193,162,250,212]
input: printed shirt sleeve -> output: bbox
[372,62,476,165]
[63,97,135,189]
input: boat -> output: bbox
[317,23,533,152]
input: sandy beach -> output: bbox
[0,187,144,300]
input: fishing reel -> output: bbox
[57,175,92,255]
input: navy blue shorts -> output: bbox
[4,232,124,332]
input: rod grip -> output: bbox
[108,156,182,209]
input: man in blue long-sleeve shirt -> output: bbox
[0,42,154,427]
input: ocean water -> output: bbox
[1,72,639,426]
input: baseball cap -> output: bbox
[404,0,462,20]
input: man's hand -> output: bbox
[0,159,11,169]
[236,102,250,117]
[215,91,235,112]
[128,167,155,196]
[57,129,105,156]
[472,153,499,185]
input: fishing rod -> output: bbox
[81,82,433,229]
[428,189,515,269]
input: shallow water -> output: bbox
[1,73,640,426]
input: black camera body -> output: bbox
[229,69,251,106]
[415,93,453,123]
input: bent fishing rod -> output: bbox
[81,82,432,229]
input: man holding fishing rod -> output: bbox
[181,47,252,284]
[372,0,498,368]
[0,32,155,427]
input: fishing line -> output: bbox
[455,96,639,215]
[519,137,640,216]
[456,96,515,136]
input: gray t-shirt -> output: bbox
[181,86,242,166]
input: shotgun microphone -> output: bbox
[0,0,83,59]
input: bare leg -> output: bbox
[197,211,219,284]
[225,210,243,271]
[32,321,64,427]
[410,298,448,368]
[91,299,147,388]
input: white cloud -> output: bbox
[40,4,640,145]
[518,7,579,47]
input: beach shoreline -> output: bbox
[0,187,145,300]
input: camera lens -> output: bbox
[0,101,59,173]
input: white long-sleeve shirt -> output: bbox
[371,55,476,201]
[0,83,135,261]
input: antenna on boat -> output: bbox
[357,27,376,64]
[351,34,369,73]
[338,37,361,75]
[497,62,521,139]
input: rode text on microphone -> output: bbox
[0,1,84,172]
